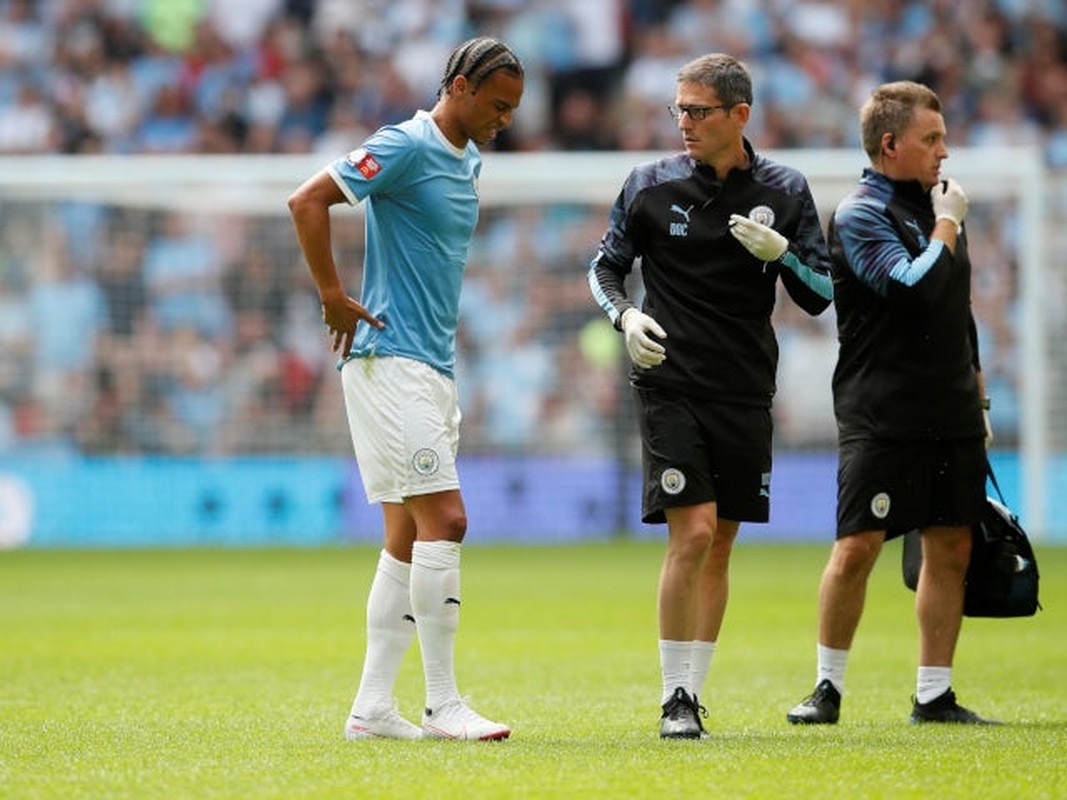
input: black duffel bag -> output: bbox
[902,466,1040,618]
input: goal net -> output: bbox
[0,148,1059,540]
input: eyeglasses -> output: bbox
[667,103,731,121]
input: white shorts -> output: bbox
[340,356,461,504]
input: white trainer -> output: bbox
[421,698,510,741]
[344,702,422,741]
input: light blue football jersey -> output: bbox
[328,110,481,378]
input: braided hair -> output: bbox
[439,37,524,98]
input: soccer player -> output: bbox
[287,37,524,741]
[588,53,832,739]
[786,81,997,726]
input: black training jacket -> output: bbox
[830,168,984,442]
[588,140,831,406]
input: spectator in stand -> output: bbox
[135,84,199,152]
[25,230,106,438]
[142,211,232,338]
[0,81,55,153]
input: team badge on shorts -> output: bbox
[412,448,440,476]
[746,205,776,227]
[660,468,686,495]
[870,492,891,519]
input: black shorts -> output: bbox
[635,387,772,524]
[836,437,986,540]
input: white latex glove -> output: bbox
[728,214,789,262]
[620,308,667,369]
[930,178,968,226]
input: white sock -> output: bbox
[659,640,692,705]
[352,550,416,716]
[816,643,849,695]
[916,666,952,704]
[411,540,463,711]
[689,641,717,701]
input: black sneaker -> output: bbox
[909,689,1001,724]
[659,687,708,739]
[787,679,841,724]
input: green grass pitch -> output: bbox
[2,541,1064,799]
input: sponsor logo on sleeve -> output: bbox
[346,148,382,179]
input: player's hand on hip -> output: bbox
[728,214,788,262]
[321,290,383,355]
[931,178,968,226]
[620,308,667,368]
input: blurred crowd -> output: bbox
[1,0,1065,457]
[1,0,1066,159]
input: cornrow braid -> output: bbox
[439,37,524,98]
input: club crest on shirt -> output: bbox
[412,448,440,476]
[870,492,891,519]
[746,205,776,227]
[346,148,382,179]
[660,467,686,495]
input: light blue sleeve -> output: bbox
[328,125,416,204]
[835,196,943,297]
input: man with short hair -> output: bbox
[288,37,524,741]
[588,53,832,738]
[786,81,997,726]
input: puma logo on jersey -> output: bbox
[669,204,693,237]
[670,203,694,222]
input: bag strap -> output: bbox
[985,456,1007,506]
